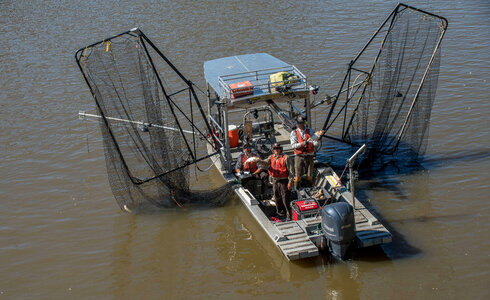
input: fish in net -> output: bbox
[75,29,236,212]
[322,4,448,158]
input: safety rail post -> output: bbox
[348,144,366,210]
[222,100,232,173]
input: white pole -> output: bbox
[78,111,194,134]
[347,144,367,210]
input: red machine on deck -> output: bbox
[292,200,320,221]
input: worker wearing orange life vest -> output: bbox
[290,116,325,189]
[235,144,260,173]
[262,143,294,220]
[235,143,268,194]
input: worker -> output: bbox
[235,143,268,195]
[290,116,325,189]
[259,143,294,220]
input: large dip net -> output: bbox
[76,29,235,212]
[322,4,448,157]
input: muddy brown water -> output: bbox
[1,0,489,299]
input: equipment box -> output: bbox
[269,71,299,89]
[292,200,320,221]
[229,81,254,99]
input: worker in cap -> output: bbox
[290,116,325,189]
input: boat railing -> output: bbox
[208,115,224,148]
[217,65,307,100]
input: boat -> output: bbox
[75,3,447,261]
[202,53,391,260]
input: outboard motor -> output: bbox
[321,202,355,259]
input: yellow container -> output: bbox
[269,71,298,87]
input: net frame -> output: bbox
[322,3,448,156]
[75,28,232,210]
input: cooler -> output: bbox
[292,200,320,221]
[228,81,253,99]
[228,125,239,148]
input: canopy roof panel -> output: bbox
[203,53,292,98]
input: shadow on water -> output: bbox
[316,140,490,260]
[366,211,476,260]
[320,140,490,177]
[317,140,490,202]
[421,149,490,169]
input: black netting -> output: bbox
[77,31,234,212]
[324,5,447,157]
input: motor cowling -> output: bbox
[321,202,355,259]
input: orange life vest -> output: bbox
[268,154,288,179]
[294,128,314,155]
[240,153,258,173]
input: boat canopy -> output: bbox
[203,53,305,100]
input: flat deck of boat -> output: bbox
[274,220,319,259]
[236,124,392,247]
[208,124,391,260]
[219,170,391,260]
[219,166,320,260]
